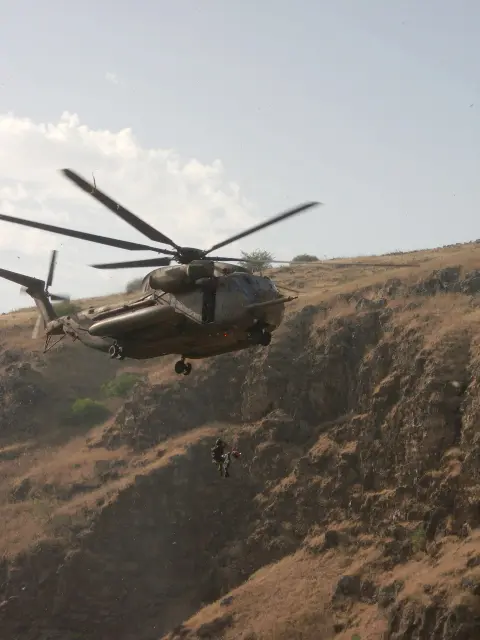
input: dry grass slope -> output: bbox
[2,242,480,639]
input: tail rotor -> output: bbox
[20,250,71,338]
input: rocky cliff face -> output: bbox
[2,253,480,639]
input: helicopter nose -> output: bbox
[253,298,286,330]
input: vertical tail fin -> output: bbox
[0,267,58,325]
[0,251,71,339]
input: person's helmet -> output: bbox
[216,438,223,446]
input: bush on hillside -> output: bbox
[291,254,319,263]
[67,398,111,427]
[102,372,144,398]
[240,249,274,272]
[54,301,80,316]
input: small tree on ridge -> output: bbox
[241,249,274,273]
[291,254,319,263]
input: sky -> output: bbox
[0,0,479,312]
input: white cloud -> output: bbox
[105,71,122,86]
[0,111,256,312]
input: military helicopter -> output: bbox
[0,169,330,375]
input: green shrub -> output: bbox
[291,253,319,263]
[54,301,80,316]
[411,526,426,553]
[240,249,274,272]
[68,398,111,426]
[102,372,143,398]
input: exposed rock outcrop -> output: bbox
[3,253,480,639]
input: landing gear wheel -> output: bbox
[248,328,272,347]
[174,359,192,375]
[174,360,185,374]
[109,343,125,360]
[259,330,272,347]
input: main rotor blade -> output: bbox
[268,260,420,268]
[62,169,180,249]
[0,213,175,253]
[46,249,57,289]
[0,267,44,290]
[238,259,309,264]
[91,257,172,270]
[326,261,420,268]
[204,201,322,255]
[207,256,249,262]
[292,261,420,269]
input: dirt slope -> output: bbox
[2,244,480,639]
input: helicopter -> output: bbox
[0,170,420,374]
[0,169,331,375]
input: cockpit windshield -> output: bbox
[227,274,255,300]
[264,277,279,293]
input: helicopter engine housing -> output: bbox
[145,260,216,294]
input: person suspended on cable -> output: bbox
[222,446,241,478]
[211,438,241,477]
[211,438,225,463]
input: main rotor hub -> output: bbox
[176,247,207,264]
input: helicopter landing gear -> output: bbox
[248,326,272,347]
[109,343,125,360]
[174,358,192,376]
[259,330,272,346]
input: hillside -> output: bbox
[2,244,480,639]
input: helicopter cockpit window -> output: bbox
[226,274,252,296]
